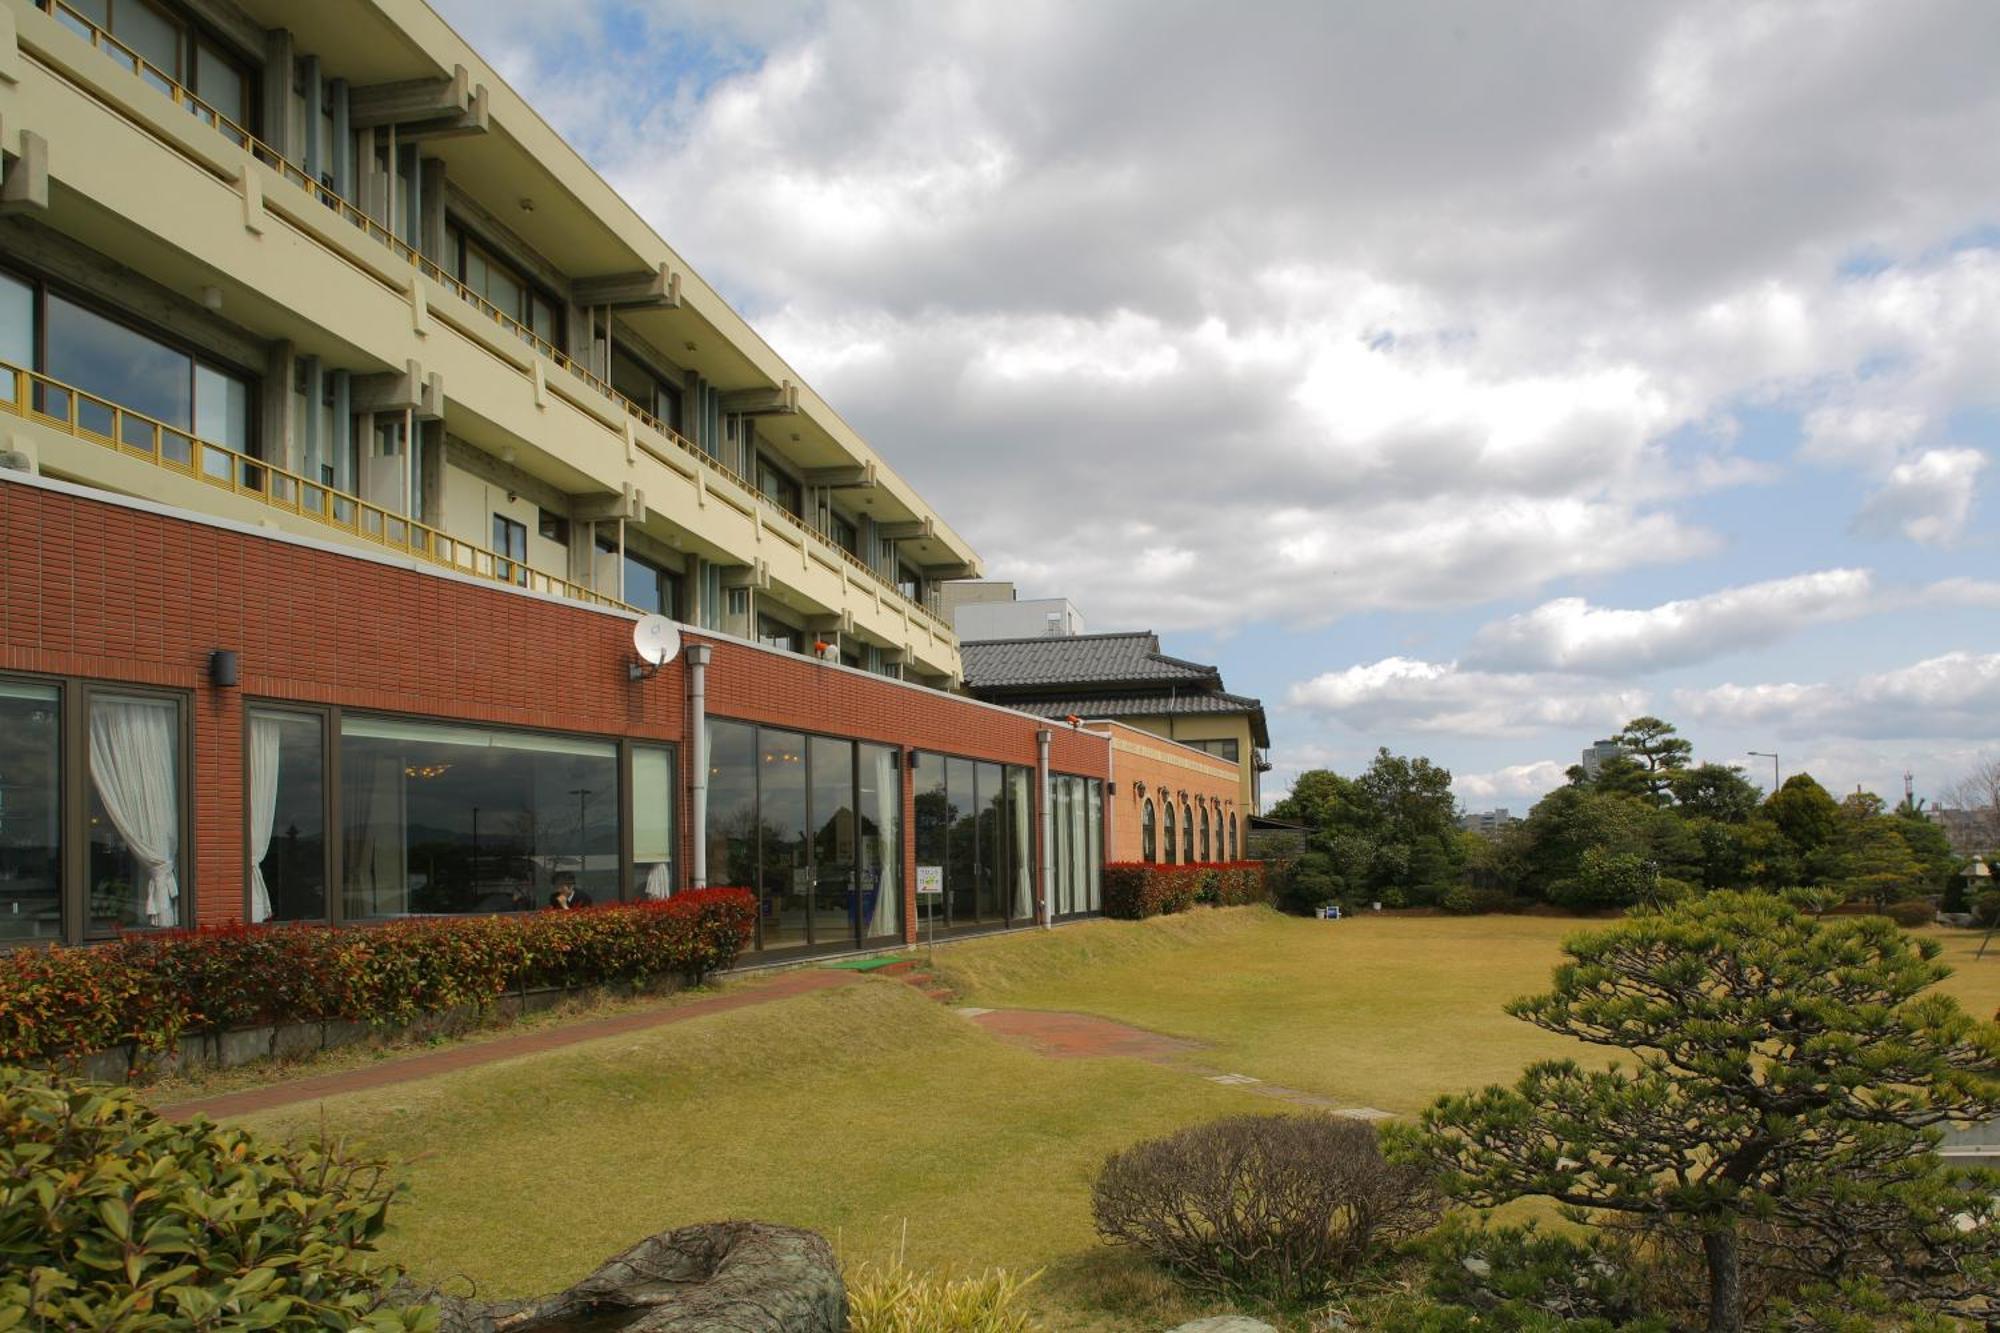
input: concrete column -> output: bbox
[261,29,294,156]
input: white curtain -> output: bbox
[88,697,180,927]
[865,746,899,937]
[247,713,282,922]
[1013,772,1033,919]
[643,862,673,899]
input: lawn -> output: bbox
[226,907,2000,1330]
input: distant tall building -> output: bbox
[1459,809,1516,837]
[939,581,1087,640]
[1580,739,1625,779]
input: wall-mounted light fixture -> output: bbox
[208,649,239,688]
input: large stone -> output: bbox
[1164,1319,1279,1333]
[412,1221,845,1333]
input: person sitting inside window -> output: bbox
[547,871,591,910]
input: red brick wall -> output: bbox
[1098,722,1244,865]
[0,480,1109,939]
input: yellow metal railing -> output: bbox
[36,0,955,640]
[0,362,630,610]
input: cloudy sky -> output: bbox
[436,0,2000,812]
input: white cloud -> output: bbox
[1675,651,2000,741]
[1852,447,1990,544]
[1463,569,1877,674]
[434,0,2000,627]
[1455,760,1573,807]
[1287,657,1647,738]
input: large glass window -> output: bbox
[1086,779,1103,910]
[707,718,760,899]
[86,692,183,934]
[0,681,61,943]
[339,717,617,917]
[448,223,561,345]
[0,271,31,402]
[40,293,252,455]
[58,0,255,130]
[758,614,803,653]
[1008,767,1034,921]
[632,744,676,898]
[248,708,326,922]
[809,734,857,945]
[1049,775,1103,917]
[756,454,802,516]
[914,751,1032,930]
[1162,800,1177,865]
[625,550,680,619]
[610,344,685,434]
[493,514,526,584]
[757,730,811,948]
[912,749,948,933]
[1141,798,1156,864]
[858,743,902,940]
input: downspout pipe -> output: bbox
[687,643,712,888]
[1037,729,1054,929]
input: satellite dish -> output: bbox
[633,615,681,667]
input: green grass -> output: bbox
[236,979,1262,1331]
[224,907,2000,1330]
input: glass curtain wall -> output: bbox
[86,692,182,933]
[1049,775,1104,917]
[705,720,900,951]
[340,717,617,917]
[0,681,61,943]
[632,744,676,898]
[913,752,1033,931]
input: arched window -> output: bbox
[1162,800,1177,865]
[1141,798,1157,863]
[1199,805,1210,862]
[1228,812,1239,860]
[1181,800,1194,863]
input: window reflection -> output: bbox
[250,708,326,922]
[340,717,617,917]
[0,682,61,943]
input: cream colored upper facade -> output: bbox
[0,0,976,683]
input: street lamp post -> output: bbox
[1748,751,1779,794]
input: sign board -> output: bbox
[916,865,944,897]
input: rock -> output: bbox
[1461,1255,1493,1278]
[1164,1318,1279,1333]
[408,1221,845,1333]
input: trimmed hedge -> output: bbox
[0,889,757,1069]
[1104,862,1268,920]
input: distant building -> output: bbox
[1928,807,1999,858]
[1458,809,1517,837]
[1579,739,1625,779]
[961,631,1271,814]
[939,581,1086,640]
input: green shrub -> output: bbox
[1103,863,1265,919]
[0,1064,426,1329]
[1442,886,1514,915]
[845,1261,1042,1332]
[1092,1113,1439,1303]
[1880,899,1936,927]
[0,890,757,1068]
[1417,1219,1660,1329]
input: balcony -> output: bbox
[23,0,957,647]
[1,361,628,610]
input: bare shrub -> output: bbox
[1090,1113,1440,1303]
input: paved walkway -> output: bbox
[158,969,856,1122]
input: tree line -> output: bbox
[1271,716,1966,915]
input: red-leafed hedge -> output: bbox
[0,889,756,1068]
[1104,862,1268,920]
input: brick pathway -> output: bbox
[157,969,856,1122]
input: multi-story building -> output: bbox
[0,0,1220,953]
[1578,739,1625,780]
[939,580,1086,641]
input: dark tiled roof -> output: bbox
[1006,693,1262,720]
[960,632,1218,689]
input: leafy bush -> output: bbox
[845,1261,1042,1332]
[1418,1219,1660,1329]
[1441,886,1515,915]
[0,890,757,1068]
[0,1063,425,1329]
[1102,863,1266,919]
[1879,899,1935,927]
[1091,1113,1439,1303]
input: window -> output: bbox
[493,513,527,584]
[40,291,253,458]
[86,691,186,935]
[757,614,803,653]
[609,344,685,434]
[1141,798,1156,864]
[1229,812,1239,861]
[1049,774,1102,917]
[1162,800,1177,866]
[340,717,618,917]
[247,708,327,922]
[1199,804,1210,862]
[912,750,1031,931]
[705,721,898,950]
[57,0,255,134]
[896,563,923,604]
[624,550,680,619]
[446,223,562,345]
[1182,800,1195,864]
[824,508,858,556]
[0,680,61,943]
[538,508,570,546]
[0,271,32,401]
[1186,738,1241,763]
[631,744,676,899]
[756,454,802,516]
